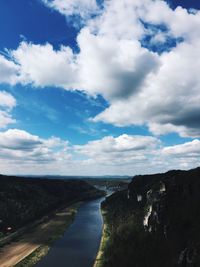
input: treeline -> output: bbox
[0,174,103,235]
[101,167,200,267]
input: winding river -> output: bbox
[35,196,105,267]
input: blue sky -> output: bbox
[0,0,200,175]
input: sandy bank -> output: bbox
[0,203,80,267]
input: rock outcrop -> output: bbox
[102,167,200,267]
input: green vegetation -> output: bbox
[0,174,104,238]
[15,246,50,267]
[99,167,200,267]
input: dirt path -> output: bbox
[0,206,76,267]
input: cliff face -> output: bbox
[102,167,200,267]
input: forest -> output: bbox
[0,174,103,236]
[101,167,200,267]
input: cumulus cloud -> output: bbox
[8,31,159,100]
[0,111,15,129]
[159,139,200,170]
[0,129,43,151]
[77,29,159,99]
[162,139,200,157]
[1,0,200,138]
[41,0,100,21]
[94,38,200,137]
[0,129,71,173]
[0,55,19,84]
[0,132,160,175]
[0,91,16,128]
[0,129,199,175]
[141,1,200,41]
[11,42,78,88]
[87,0,200,137]
[74,134,200,174]
[0,90,16,109]
[75,134,160,166]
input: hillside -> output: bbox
[101,167,200,267]
[0,175,103,236]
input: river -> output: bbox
[35,196,105,267]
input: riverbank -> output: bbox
[0,202,81,267]
[34,197,105,267]
[93,210,109,267]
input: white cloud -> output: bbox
[88,0,145,40]
[162,139,200,157]
[11,42,78,88]
[1,0,200,138]
[0,132,161,175]
[77,28,159,99]
[0,55,19,84]
[0,129,42,151]
[0,111,15,129]
[0,91,16,128]
[0,90,16,109]
[74,135,200,175]
[76,134,159,153]
[75,134,160,166]
[0,129,199,175]
[159,139,200,170]
[9,30,159,100]
[41,0,100,19]
[94,38,200,137]
[141,2,200,41]
[0,129,71,174]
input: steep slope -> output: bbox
[101,167,200,267]
[0,175,103,236]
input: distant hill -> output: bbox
[0,174,103,235]
[20,175,131,180]
[101,167,200,267]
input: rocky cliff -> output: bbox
[102,167,200,267]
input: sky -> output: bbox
[0,0,200,176]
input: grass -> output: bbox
[14,202,82,267]
[14,246,50,267]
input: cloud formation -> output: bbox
[42,0,100,20]
[0,129,154,174]
[0,91,16,128]
[94,39,200,137]
[0,129,72,174]
[1,0,200,138]
[0,129,198,175]
[75,134,160,168]
[0,55,19,84]
[160,139,200,170]
[162,139,200,157]
[11,42,78,88]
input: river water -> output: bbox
[35,197,105,267]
